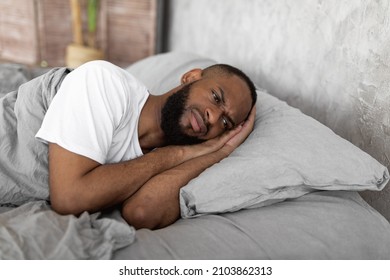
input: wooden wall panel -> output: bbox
[36,0,73,66]
[0,0,38,64]
[0,0,158,67]
[104,0,157,66]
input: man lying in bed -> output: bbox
[35,60,257,229]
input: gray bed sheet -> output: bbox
[1,190,389,259]
[0,202,134,259]
[114,190,390,260]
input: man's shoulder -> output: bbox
[74,60,148,93]
[76,60,131,79]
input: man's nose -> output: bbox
[205,105,223,125]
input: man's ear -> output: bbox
[181,68,203,84]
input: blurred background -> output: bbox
[0,0,166,68]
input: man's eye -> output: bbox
[212,91,221,103]
[222,117,229,130]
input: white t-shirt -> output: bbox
[36,60,149,164]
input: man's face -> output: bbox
[161,74,253,145]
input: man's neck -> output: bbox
[138,84,187,151]
[137,94,167,152]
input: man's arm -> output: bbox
[48,124,244,215]
[121,106,256,229]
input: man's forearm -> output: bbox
[49,120,247,216]
[121,149,228,229]
[50,143,209,215]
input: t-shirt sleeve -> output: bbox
[36,61,129,164]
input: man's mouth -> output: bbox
[190,109,207,135]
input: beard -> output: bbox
[161,83,205,145]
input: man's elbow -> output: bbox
[122,204,151,229]
[122,203,167,230]
[50,186,85,216]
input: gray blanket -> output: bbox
[0,67,68,205]
[0,67,135,259]
[0,202,134,259]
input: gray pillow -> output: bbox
[180,90,389,217]
[127,52,389,218]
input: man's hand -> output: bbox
[121,106,257,229]
[184,106,256,159]
[223,105,256,153]
[48,140,222,215]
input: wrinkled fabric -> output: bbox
[0,68,136,259]
[0,67,69,205]
[0,202,135,259]
[0,64,31,95]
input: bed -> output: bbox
[1,0,390,260]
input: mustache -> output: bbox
[161,83,206,145]
[187,107,210,135]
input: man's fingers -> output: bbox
[189,106,256,158]
[203,126,243,152]
[213,105,256,148]
[224,105,257,149]
[242,105,256,129]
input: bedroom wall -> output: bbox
[165,0,390,221]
